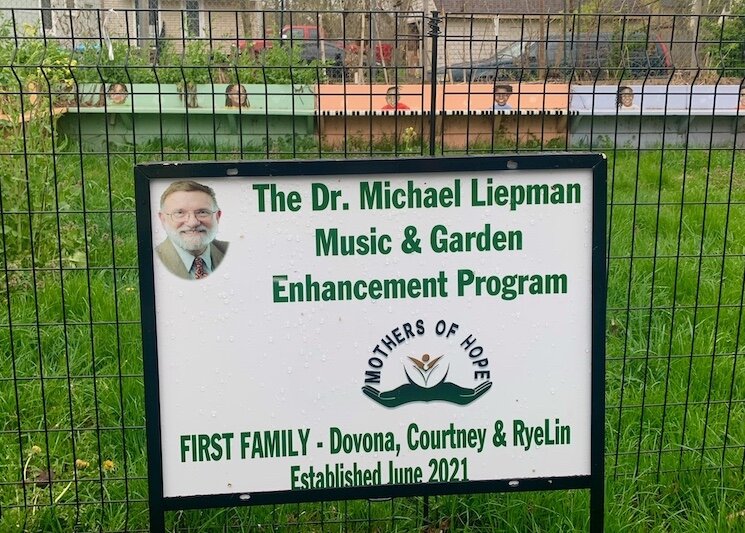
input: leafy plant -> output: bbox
[208,48,232,83]
[225,44,328,85]
[180,40,211,86]
[0,21,78,107]
[153,41,182,84]
[0,17,327,92]
[72,41,155,84]
[255,44,324,85]
[704,0,745,77]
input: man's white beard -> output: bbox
[166,223,218,253]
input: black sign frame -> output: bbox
[135,154,606,532]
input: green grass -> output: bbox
[2,131,745,531]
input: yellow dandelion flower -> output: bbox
[31,445,42,455]
[75,459,90,469]
[102,459,115,472]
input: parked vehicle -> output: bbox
[297,41,349,81]
[440,33,672,82]
[344,41,393,65]
[244,25,323,55]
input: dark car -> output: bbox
[254,41,349,82]
[297,41,348,81]
[440,33,672,82]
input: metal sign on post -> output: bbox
[136,154,606,532]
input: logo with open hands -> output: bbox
[361,319,493,408]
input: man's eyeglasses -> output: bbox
[163,209,217,222]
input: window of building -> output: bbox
[185,0,201,38]
[148,0,159,26]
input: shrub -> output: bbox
[704,0,745,77]
[0,17,328,96]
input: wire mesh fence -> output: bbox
[1,5,744,531]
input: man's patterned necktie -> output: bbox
[193,256,207,279]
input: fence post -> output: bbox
[428,10,440,156]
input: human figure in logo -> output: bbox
[362,352,492,407]
[406,353,446,387]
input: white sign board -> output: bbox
[137,156,605,506]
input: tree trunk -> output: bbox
[690,0,702,72]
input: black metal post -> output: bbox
[423,494,430,530]
[428,11,440,156]
[149,508,165,533]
